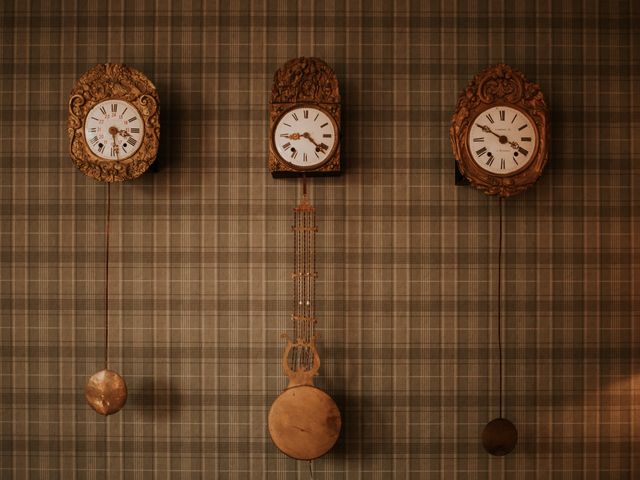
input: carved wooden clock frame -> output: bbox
[68,63,160,183]
[269,57,341,177]
[450,64,549,197]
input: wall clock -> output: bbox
[450,63,549,197]
[68,63,160,183]
[451,64,549,454]
[268,57,342,465]
[269,57,341,177]
[68,63,160,415]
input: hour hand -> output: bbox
[117,129,132,138]
[282,132,301,140]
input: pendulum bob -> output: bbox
[268,335,341,460]
[269,385,341,461]
[85,369,128,416]
[481,417,518,456]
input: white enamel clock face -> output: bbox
[273,106,337,169]
[84,99,144,160]
[467,106,539,175]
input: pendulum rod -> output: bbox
[497,197,503,418]
[104,183,111,370]
[291,176,318,373]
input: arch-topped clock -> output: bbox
[450,64,549,197]
[269,57,341,177]
[68,63,160,183]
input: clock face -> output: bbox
[467,105,539,176]
[273,106,338,169]
[84,99,144,161]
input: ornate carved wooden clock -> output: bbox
[269,57,341,177]
[450,64,549,197]
[68,63,160,182]
[68,63,160,415]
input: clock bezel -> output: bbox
[450,63,549,197]
[68,63,160,183]
[270,103,340,172]
[466,103,540,178]
[82,98,145,161]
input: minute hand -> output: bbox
[302,132,325,150]
[477,124,519,149]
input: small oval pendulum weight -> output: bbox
[85,369,127,416]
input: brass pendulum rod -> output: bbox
[104,183,111,370]
[497,197,503,418]
[281,177,321,386]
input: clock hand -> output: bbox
[477,124,503,140]
[117,129,131,138]
[284,133,302,140]
[108,127,120,161]
[301,132,326,151]
[112,138,120,161]
[477,124,520,149]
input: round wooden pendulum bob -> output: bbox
[481,417,518,456]
[268,385,341,461]
[85,369,128,416]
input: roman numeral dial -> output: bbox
[83,99,144,161]
[273,106,338,169]
[467,105,538,175]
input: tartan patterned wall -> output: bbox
[1,0,638,478]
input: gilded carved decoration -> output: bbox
[271,56,340,104]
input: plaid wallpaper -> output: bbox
[1,0,638,478]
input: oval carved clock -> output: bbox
[68,63,160,182]
[68,64,160,415]
[450,64,549,197]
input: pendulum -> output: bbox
[85,369,127,416]
[268,181,341,460]
[85,184,127,415]
[482,417,517,456]
[482,198,517,455]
